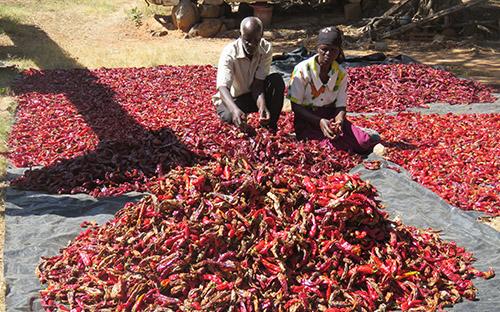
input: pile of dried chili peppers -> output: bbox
[353,113,500,216]
[37,158,494,311]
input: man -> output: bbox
[213,17,284,133]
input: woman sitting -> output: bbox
[287,26,383,155]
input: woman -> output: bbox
[287,26,383,155]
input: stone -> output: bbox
[200,0,224,5]
[221,17,238,30]
[187,18,223,38]
[150,29,168,37]
[172,0,199,32]
[199,4,222,18]
[217,23,228,37]
[144,16,169,36]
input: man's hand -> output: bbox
[256,96,270,126]
[319,118,336,139]
[231,108,247,128]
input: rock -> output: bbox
[200,0,224,5]
[373,143,386,157]
[199,4,222,18]
[165,22,177,30]
[172,0,199,32]
[150,29,168,37]
[187,18,223,38]
[221,17,238,30]
[217,23,228,36]
[143,16,169,36]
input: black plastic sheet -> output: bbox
[270,47,420,84]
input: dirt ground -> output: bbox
[0,0,499,309]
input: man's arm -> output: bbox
[217,47,246,127]
[253,39,272,116]
[219,86,246,127]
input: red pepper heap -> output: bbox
[37,158,494,311]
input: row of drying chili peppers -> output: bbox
[353,112,500,216]
[37,157,494,311]
[10,64,494,168]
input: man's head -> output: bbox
[317,26,343,67]
[240,17,263,56]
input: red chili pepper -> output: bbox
[303,177,316,193]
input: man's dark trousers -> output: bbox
[216,73,285,130]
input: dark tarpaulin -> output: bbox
[270,47,420,84]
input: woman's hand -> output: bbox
[319,118,336,139]
[329,109,346,137]
[329,120,343,137]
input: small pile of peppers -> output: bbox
[353,112,500,216]
[37,158,494,311]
